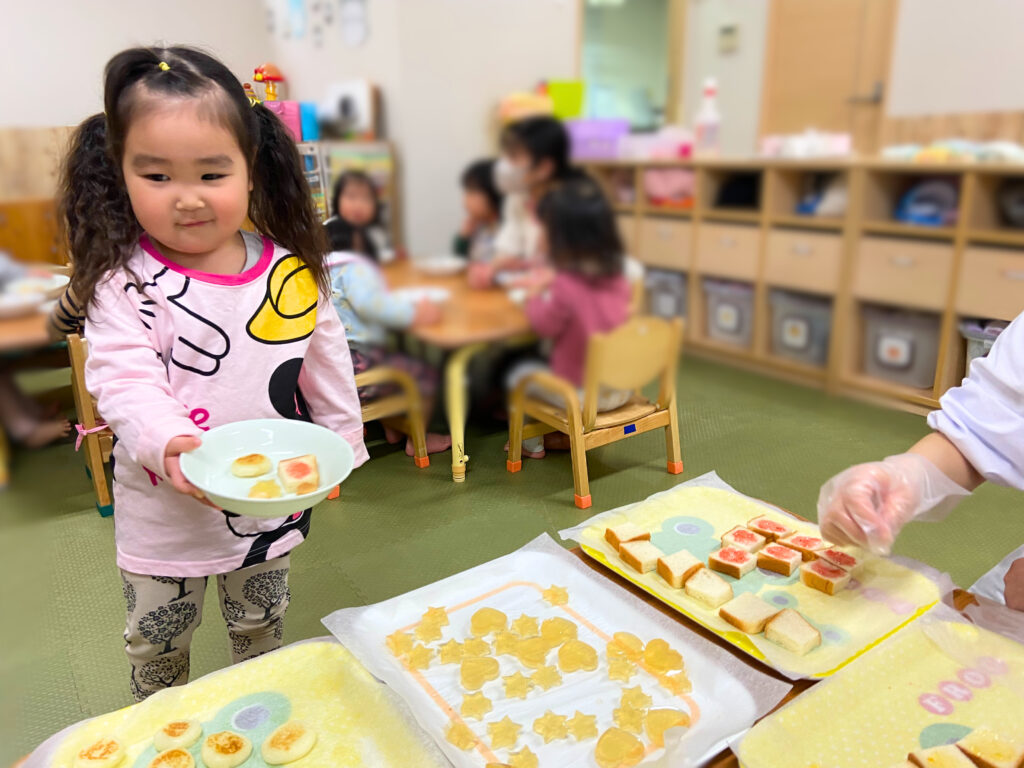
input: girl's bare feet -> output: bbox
[543,432,572,451]
[503,440,546,460]
[22,417,72,449]
[383,425,404,445]
[406,432,451,456]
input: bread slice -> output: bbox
[619,540,665,574]
[708,547,756,579]
[956,728,1024,768]
[800,559,851,595]
[684,567,733,608]
[721,525,767,553]
[277,455,319,494]
[747,515,796,542]
[819,547,863,574]
[757,544,803,576]
[719,592,778,634]
[909,745,978,768]
[764,608,821,655]
[779,533,827,561]
[657,549,703,588]
[605,523,651,549]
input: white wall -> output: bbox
[3,0,269,127]
[888,0,1024,117]
[681,0,768,156]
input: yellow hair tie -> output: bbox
[158,61,170,71]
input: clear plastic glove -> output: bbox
[817,452,970,556]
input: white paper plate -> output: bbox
[180,419,355,518]
[414,255,467,276]
[391,286,451,304]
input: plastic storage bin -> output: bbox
[704,279,754,347]
[566,119,630,160]
[959,319,1009,372]
[645,269,687,319]
[769,290,832,367]
[862,305,941,389]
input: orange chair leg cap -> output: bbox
[667,460,684,475]
[574,494,592,509]
[506,459,522,473]
[414,455,430,468]
[327,485,340,500]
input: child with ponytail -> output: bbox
[61,46,368,700]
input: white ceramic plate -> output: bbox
[180,419,356,518]
[413,255,466,276]
[8,273,70,300]
[391,286,450,304]
[0,291,44,319]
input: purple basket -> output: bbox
[566,119,630,160]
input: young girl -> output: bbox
[471,116,577,289]
[453,158,502,269]
[506,175,632,458]
[62,46,368,701]
[325,208,452,456]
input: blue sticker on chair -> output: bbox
[623,424,637,435]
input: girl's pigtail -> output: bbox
[247,103,329,295]
[60,113,142,311]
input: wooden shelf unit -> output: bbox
[592,157,1024,414]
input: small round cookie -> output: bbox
[231,453,271,478]
[73,737,126,768]
[201,731,252,768]
[148,749,195,768]
[153,720,202,751]
[262,721,317,765]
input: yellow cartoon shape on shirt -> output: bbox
[247,256,318,345]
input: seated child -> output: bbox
[325,211,451,455]
[0,251,70,448]
[506,175,632,458]
[453,158,502,272]
[471,116,578,290]
[327,170,388,259]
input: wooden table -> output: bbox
[0,310,49,354]
[382,261,533,481]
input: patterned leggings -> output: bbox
[120,556,290,702]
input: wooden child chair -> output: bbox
[354,366,429,466]
[506,316,684,509]
[67,334,114,516]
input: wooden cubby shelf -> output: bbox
[599,157,1024,414]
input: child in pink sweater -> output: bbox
[507,175,632,458]
[61,46,367,700]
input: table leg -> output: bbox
[0,426,8,489]
[445,342,487,482]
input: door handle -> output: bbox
[848,81,884,105]
[889,255,915,268]
[1003,269,1024,281]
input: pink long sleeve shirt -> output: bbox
[524,271,631,387]
[85,235,368,577]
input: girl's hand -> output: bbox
[524,266,556,297]
[164,435,218,507]
[413,298,442,326]
[467,261,494,290]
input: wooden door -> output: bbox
[759,0,898,154]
